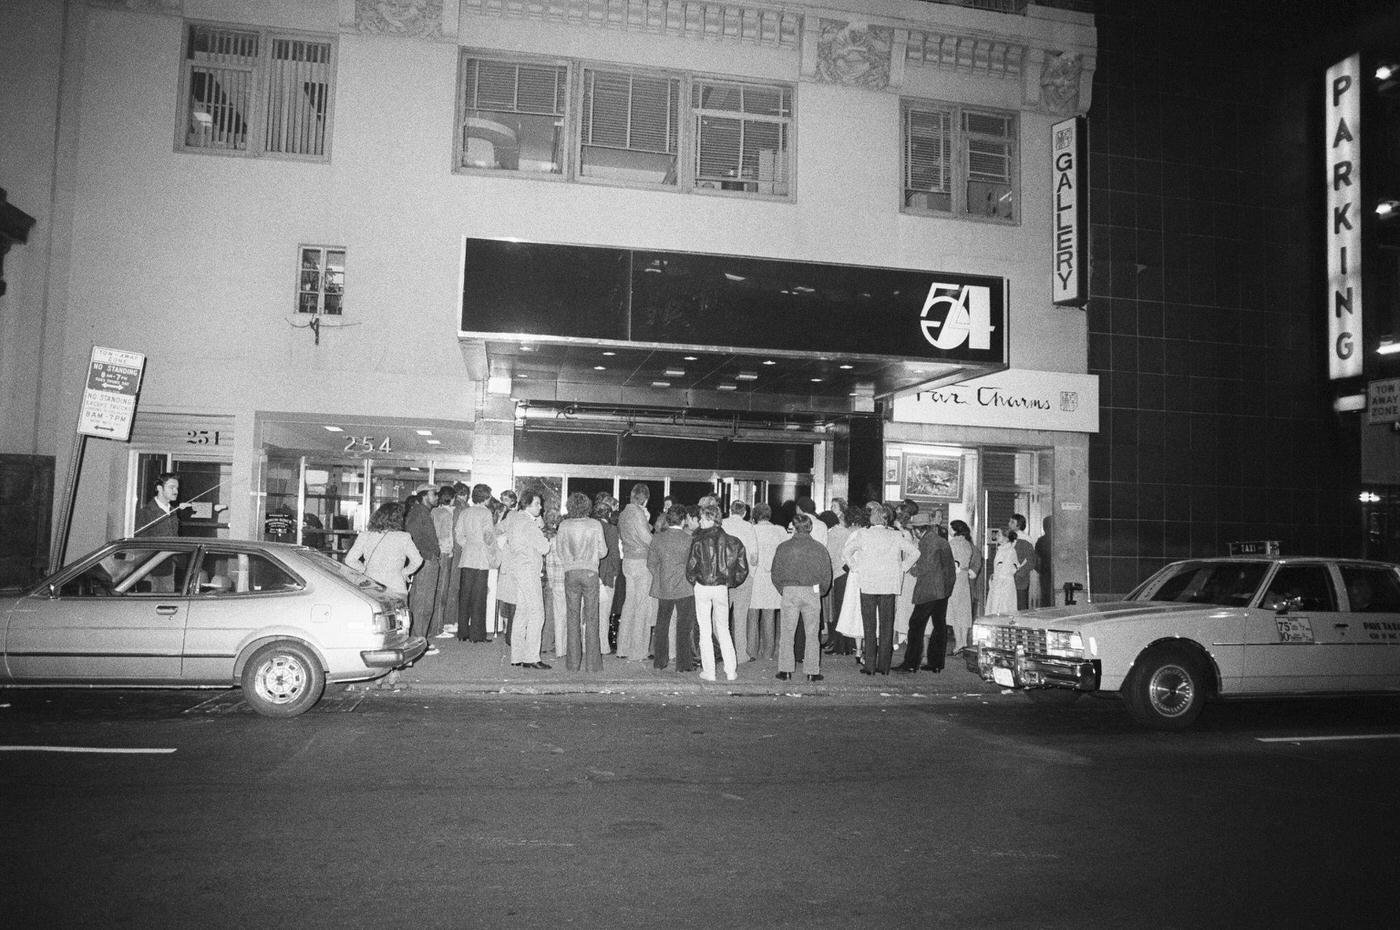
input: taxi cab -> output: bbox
[968,557,1400,729]
[0,538,426,716]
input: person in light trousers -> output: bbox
[771,512,833,682]
[685,503,749,682]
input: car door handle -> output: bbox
[155,605,180,615]
[1333,622,1349,629]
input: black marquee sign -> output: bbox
[460,238,1007,366]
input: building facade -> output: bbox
[2,0,1098,600]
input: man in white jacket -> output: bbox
[842,501,919,675]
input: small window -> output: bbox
[1263,565,1338,612]
[180,23,334,159]
[297,246,345,315]
[459,57,567,174]
[580,69,680,186]
[692,79,791,196]
[903,100,1017,222]
[1339,566,1400,613]
[197,550,302,595]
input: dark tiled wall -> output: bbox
[1086,2,1362,596]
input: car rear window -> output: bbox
[300,548,388,590]
[1131,561,1268,607]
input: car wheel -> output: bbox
[240,641,325,718]
[1123,645,1206,730]
[1025,688,1082,706]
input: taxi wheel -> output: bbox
[1123,645,1206,730]
[240,641,326,718]
[1025,689,1082,706]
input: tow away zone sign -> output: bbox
[77,346,146,441]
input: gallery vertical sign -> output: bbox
[1051,116,1087,306]
[1326,54,1363,380]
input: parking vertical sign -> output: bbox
[77,346,146,441]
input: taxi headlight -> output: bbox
[1045,629,1085,658]
[970,622,994,647]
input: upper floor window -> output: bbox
[580,68,680,185]
[297,246,345,316]
[903,100,1017,222]
[457,53,793,200]
[692,80,791,195]
[180,23,335,159]
[460,58,566,174]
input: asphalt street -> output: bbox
[2,684,1398,930]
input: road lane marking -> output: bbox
[0,746,177,754]
[1255,734,1400,743]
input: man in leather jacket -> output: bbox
[684,504,750,682]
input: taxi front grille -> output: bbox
[990,626,1047,653]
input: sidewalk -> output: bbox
[380,634,1006,700]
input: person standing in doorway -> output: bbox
[454,483,496,643]
[135,472,186,537]
[617,483,655,662]
[1008,514,1038,610]
[986,528,1024,615]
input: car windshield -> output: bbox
[298,548,387,590]
[1128,561,1268,607]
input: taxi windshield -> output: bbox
[1128,561,1268,607]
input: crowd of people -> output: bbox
[343,480,1039,685]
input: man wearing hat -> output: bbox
[898,511,957,673]
[405,485,441,643]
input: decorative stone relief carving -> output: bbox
[814,18,893,90]
[1039,51,1083,116]
[353,0,444,39]
[87,0,182,14]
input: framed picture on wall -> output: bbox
[884,456,900,484]
[902,452,962,502]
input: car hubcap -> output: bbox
[255,654,306,705]
[1147,663,1194,717]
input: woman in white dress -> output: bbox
[985,529,1023,616]
[947,520,983,647]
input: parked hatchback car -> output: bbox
[969,557,1400,729]
[0,537,426,716]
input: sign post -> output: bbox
[49,347,147,571]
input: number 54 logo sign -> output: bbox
[919,283,995,352]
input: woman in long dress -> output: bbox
[985,529,1023,615]
[947,520,983,648]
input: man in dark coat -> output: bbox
[899,512,958,672]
